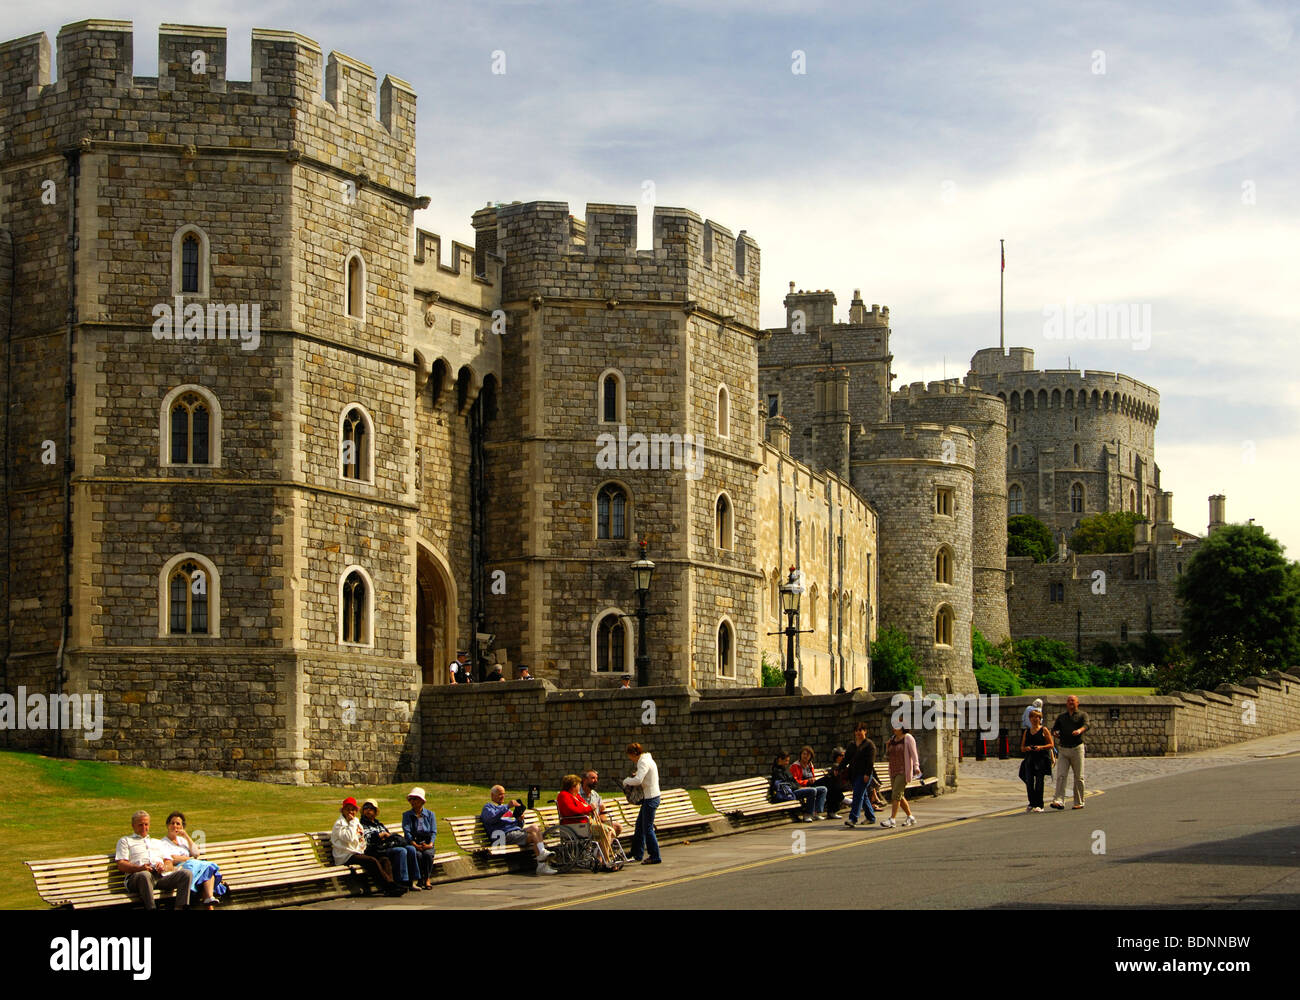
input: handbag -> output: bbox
[624,783,644,805]
[770,780,797,803]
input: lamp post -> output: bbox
[780,567,803,696]
[630,539,655,687]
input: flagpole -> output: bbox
[1000,238,1005,352]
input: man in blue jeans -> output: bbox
[843,723,877,828]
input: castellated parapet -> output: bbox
[891,381,1009,642]
[473,201,759,326]
[968,347,1161,541]
[854,423,977,693]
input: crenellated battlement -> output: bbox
[891,380,1008,426]
[0,22,416,192]
[481,200,759,325]
[854,421,976,467]
[971,365,1160,424]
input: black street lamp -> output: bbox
[777,567,813,696]
[630,539,655,687]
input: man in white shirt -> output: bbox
[114,810,192,910]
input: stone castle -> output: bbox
[0,22,1210,783]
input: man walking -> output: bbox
[842,722,877,828]
[1050,695,1090,810]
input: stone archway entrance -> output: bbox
[417,547,452,685]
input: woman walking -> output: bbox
[1019,709,1055,812]
[881,724,920,828]
[622,742,662,865]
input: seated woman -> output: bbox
[772,751,827,821]
[162,811,224,908]
[360,799,422,892]
[557,773,615,869]
[401,787,437,890]
[818,747,852,819]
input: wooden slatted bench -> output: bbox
[446,809,552,872]
[702,776,802,825]
[26,832,383,910]
[873,761,940,799]
[305,832,459,887]
[645,788,722,835]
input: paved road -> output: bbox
[556,755,1300,910]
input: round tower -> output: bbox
[890,382,1009,643]
[854,423,977,693]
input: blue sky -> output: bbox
[12,0,1299,553]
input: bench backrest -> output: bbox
[701,776,773,812]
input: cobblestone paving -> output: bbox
[955,730,1300,790]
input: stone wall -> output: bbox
[969,671,1299,756]
[418,681,956,789]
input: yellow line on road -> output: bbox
[540,790,1107,910]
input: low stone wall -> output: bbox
[418,681,958,790]
[968,671,1300,756]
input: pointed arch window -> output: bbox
[181,234,200,294]
[717,619,735,677]
[936,545,954,584]
[170,392,210,465]
[597,484,628,540]
[345,252,366,320]
[1009,483,1023,516]
[159,553,220,638]
[170,225,210,297]
[715,493,733,550]
[594,611,628,673]
[1071,482,1085,514]
[340,568,372,646]
[935,604,954,646]
[599,369,626,424]
[341,405,373,482]
[717,385,730,438]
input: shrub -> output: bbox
[871,625,922,692]
[1014,636,1086,684]
[760,651,784,688]
[1008,515,1055,563]
[1069,511,1148,554]
[1154,638,1270,695]
[975,662,1022,696]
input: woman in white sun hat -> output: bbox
[402,787,438,889]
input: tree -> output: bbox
[1008,515,1055,562]
[1177,524,1300,677]
[760,651,784,687]
[1069,511,1147,554]
[973,628,1022,695]
[871,625,922,691]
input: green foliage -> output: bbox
[760,651,785,688]
[871,625,922,692]
[1093,633,1175,671]
[972,628,1023,695]
[1007,515,1055,562]
[1068,511,1148,554]
[1154,637,1272,695]
[1177,524,1300,679]
[1013,636,1085,683]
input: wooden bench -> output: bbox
[26,832,387,910]
[873,761,940,800]
[702,776,802,823]
[446,809,552,872]
[306,832,459,886]
[539,790,719,839]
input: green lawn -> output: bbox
[0,751,715,910]
[1019,687,1155,696]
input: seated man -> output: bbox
[580,769,623,836]
[114,810,192,910]
[330,797,404,896]
[480,785,556,875]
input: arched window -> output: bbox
[1071,482,1084,513]
[1074,444,1081,465]
[171,225,210,297]
[593,610,630,673]
[1011,444,1019,468]
[717,619,735,677]
[596,483,628,539]
[717,385,730,438]
[598,369,625,424]
[1130,489,1136,512]
[715,493,733,550]
[340,567,372,646]
[771,570,781,620]
[340,405,373,482]
[1009,483,1023,516]
[345,252,365,320]
[168,559,208,634]
[160,385,221,469]
[808,584,818,633]
[936,545,954,584]
[935,604,954,646]
[159,552,220,638]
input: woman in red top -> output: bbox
[557,774,595,825]
[788,745,829,819]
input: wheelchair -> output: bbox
[542,819,627,874]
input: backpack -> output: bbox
[770,779,797,803]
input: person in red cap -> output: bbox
[330,797,404,896]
